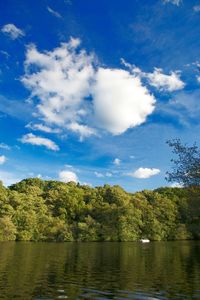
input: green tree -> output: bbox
[0,177,198,241]
[0,216,17,241]
[166,139,200,186]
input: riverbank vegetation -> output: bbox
[0,139,199,242]
[0,178,199,241]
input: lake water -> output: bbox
[0,241,199,299]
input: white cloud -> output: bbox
[26,122,61,133]
[127,167,160,179]
[0,171,22,186]
[93,68,156,135]
[0,143,10,150]
[22,38,94,129]
[59,170,78,182]
[94,171,112,178]
[67,122,97,141]
[0,155,6,165]
[22,38,156,138]
[82,182,92,187]
[113,158,121,165]
[121,60,185,92]
[1,24,24,39]
[146,68,185,92]
[163,0,181,6]
[94,171,104,178]
[193,5,200,12]
[197,76,200,83]
[106,172,112,177]
[20,133,59,151]
[47,6,62,18]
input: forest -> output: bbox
[0,139,199,242]
[0,178,199,241]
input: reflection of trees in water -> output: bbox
[0,242,199,299]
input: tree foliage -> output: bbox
[166,139,200,186]
[0,178,199,241]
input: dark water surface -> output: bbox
[0,241,199,299]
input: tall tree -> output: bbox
[166,139,200,187]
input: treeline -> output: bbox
[0,178,199,241]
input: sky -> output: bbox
[0,0,200,191]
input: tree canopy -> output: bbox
[0,178,199,241]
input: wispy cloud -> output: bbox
[163,0,181,6]
[1,24,25,39]
[106,172,112,177]
[193,5,200,12]
[47,6,62,18]
[20,133,59,151]
[121,60,185,92]
[145,68,185,92]
[0,143,10,150]
[26,123,61,133]
[67,122,97,141]
[0,50,10,58]
[94,171,104,178]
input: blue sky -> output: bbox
[0,0,200,191]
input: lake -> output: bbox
[0,241,199,299]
